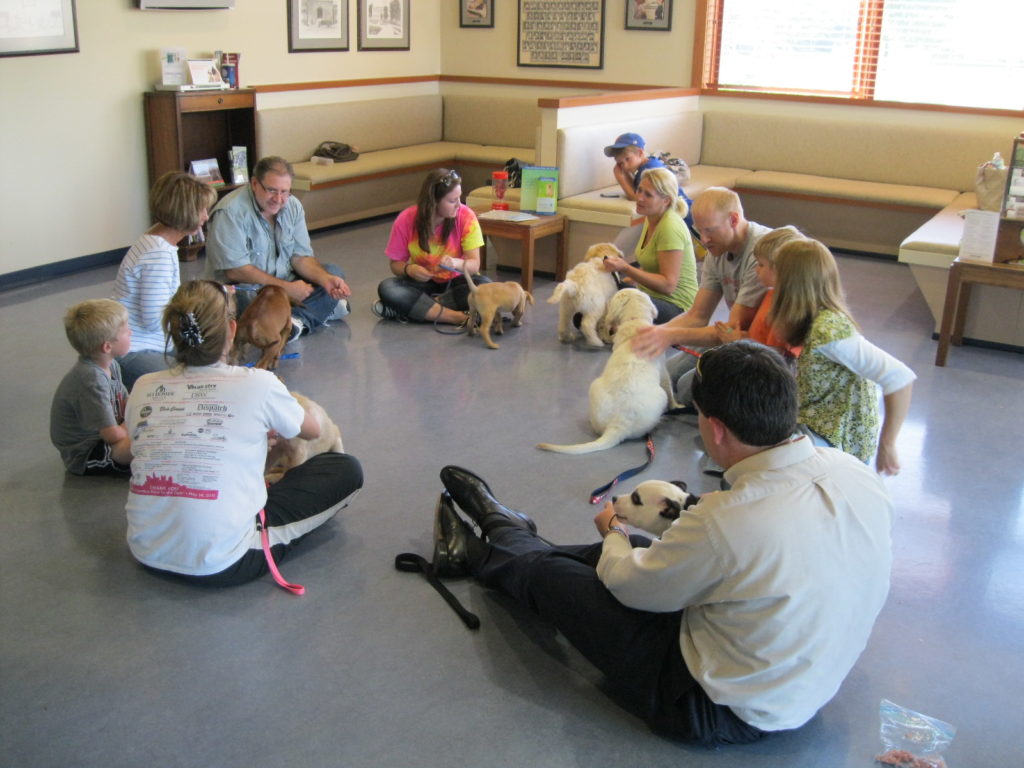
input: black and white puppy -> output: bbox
[611,479,700,537]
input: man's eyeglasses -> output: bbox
[694,345,720,384]
[256,178,291,199]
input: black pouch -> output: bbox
[313,141,360,163]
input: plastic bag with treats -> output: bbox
[874,699,956,768]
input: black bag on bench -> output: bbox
[313,141,360,163]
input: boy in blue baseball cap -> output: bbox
[604,132,659,201]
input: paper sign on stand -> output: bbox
[959,209,999,262]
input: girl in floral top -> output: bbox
[769,239,915,475]
[376,168,491,324]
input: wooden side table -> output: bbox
[472,208,568,294]
[935,256,1024,365]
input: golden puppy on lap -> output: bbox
[265,392,344,484]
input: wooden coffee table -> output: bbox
[472,207,568,294]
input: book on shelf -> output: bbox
[220,52,240,89]
[189,158,225,187]
[230,146,248,184]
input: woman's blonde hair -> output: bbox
[639,167,689,220]
[768,239,855,347]
[752,226,804,266]
[150,171,218,233]
[163,280,235,367]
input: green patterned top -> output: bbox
[796,310,879,462]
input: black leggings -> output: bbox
[147,453,363,587]
[377,274,491,321]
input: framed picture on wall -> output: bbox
[460,0,494,28]
[289,0,350,53]
[625,0,671,31]
[358,0,410,50]
[0,0,78,57]
[518,0,604,69]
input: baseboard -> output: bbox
[930,332,1024,355]
[0,248,126,292]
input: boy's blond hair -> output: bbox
[63,299,128,357]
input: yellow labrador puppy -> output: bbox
[538,289,679,454]
[265,392,344,484]
[465,278,533,350]
[548,242,620,348]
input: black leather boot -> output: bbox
[431,491,478,578]
[440,466,537,537]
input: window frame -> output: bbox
[692,0,1024,118]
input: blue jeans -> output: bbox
[233,263,347,333]
[118,349,171,391]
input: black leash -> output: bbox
[394,552,480,630]
[589,434,655,505]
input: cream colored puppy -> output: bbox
[265,392,344,484]
[538,289,680,454]
[548,242,620,348]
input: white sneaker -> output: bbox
[287,316,307,342]
[328,298,351,321]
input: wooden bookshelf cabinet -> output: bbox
[143,88,257,260]
[143,88,257,190]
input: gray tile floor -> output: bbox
[2,217,1022,767]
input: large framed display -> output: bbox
[517,0,604,69]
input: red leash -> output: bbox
[258,508,305,595]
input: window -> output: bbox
[699,0,1024,111]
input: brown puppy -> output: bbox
[231,285,293,370]
[264,392,344,484]
[465,278,534,349]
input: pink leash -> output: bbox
[258,508,305,595]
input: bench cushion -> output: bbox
[292,143,535,191]
[899,192,977,266]
[258,95,444,162]
[735,171,958,210]
[701,111,1009,193]
[443,95,539,148]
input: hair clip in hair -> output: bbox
[180,312,205,348]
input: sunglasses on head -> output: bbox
[437,170,461,190]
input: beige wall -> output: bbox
[0,0,699,279]
[0,0,443,278]
[2,0,1018,280]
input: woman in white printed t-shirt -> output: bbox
[124,280,363,586]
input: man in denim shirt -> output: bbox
[206,155,351,338]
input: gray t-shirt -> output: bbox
[50,357,127,474]
[700,221,772,310]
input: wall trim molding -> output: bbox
[251,74,661,94]
[0,248,124,293]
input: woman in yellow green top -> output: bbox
[601,167,698,323]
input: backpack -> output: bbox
[655,151,691,185]
[503,157,528,188]
[313,141,360,163]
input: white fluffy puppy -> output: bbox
[264,392,344,484]
[538,289,680,454]
[611,479,700,537]
[548,242,620,348]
